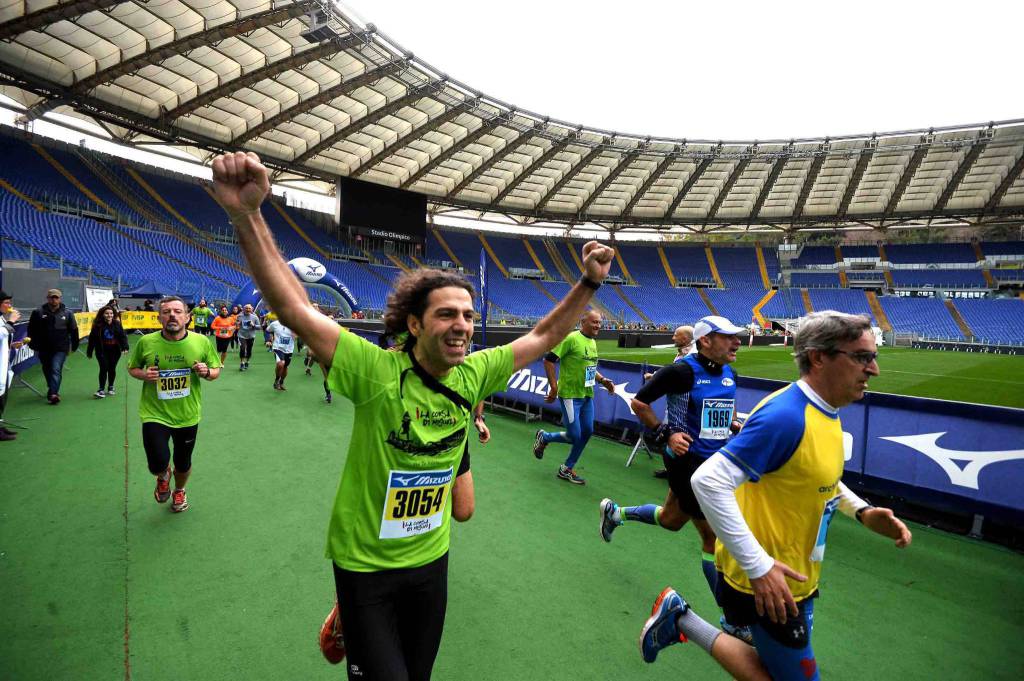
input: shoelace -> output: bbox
[172,490,186,506]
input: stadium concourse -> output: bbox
[1,1,1024,679]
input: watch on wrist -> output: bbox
[579,276,601,290]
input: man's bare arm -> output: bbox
[211,152,339,365]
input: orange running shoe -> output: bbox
[154,468,171,503]
[318,601,346,664]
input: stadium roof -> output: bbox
[2,0,1023,235]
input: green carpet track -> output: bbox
[1,337,1021,679]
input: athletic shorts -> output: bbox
[273,349,292,366]
[333,553,448,681]
[662,451,707,519]
[215,336,231,353]
[142,422,199,475]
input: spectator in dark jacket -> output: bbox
[1,290,27,440]
[86,305,129,398]
[27,288,79,404]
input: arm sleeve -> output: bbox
[634,363,693,406]
[718,396,804,481]
[691,453,776,579]
[326,328,396,405]
[836,481,870,518]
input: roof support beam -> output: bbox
[579,149,639,215]
[165,32,370,121]
[351,99,480,177]
[933,139,988,211]
[838,144,875,217]
[292,80,445,165]
[793,153,826,219]
[233,60,406,146]
[709,158,751,220]
[883,144,929,217]
[624,150,678,217]
[536,144,606,211]
[401,121,497,189]
[750,158,788,220]
[664,158,713,220]
[0,0,123,40]
[446,126,538,197]
[491,139,572,205]
[983,151,1024,213]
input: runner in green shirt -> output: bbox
[128,296,221,513]
[211,150,615,681]
[533,309,616,484]
[190,299,214,336]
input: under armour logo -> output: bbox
[881,431,1024,489]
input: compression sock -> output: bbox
[701,553,719,596]
[675,607,721,654]
[622,504,661,525]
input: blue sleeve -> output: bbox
[719,394,804,481]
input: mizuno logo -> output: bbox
[393,475,419,486]
[880,432,1024,489]
[612,382,637,414]
[306,265,323,276]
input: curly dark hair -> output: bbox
[383,269,475,348]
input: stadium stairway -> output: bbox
[521,238,550,277]
[877,244,895,287]
[541,240,575,283]
[835,246,849,287]
[754,244,772,289]
[74,150,162,228]
[704,245,725,288]
[431,228,463,268]
[697,288,718,315]
[944,300,975,339]
[972,241,998,287]
[752,289,777,326]
[31,145,115,217]
[383,253,411,272]
[656,246,678,287]
[478,234,510,278]
[556,241,616,319]
[265,199,332,261]
[801,289,814,313]
[0,178,43,210]
[865,291,893,332]
[612,285,653,324]
[614,248,634,283]
[125,167,203,238]
[530,280,558,303]
[98,220,238,289]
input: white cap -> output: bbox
[693,315,744,340]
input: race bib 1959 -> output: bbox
[699,398,734,440]
[157,368,191,400]
[379,468,453,539]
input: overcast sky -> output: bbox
[341,0,1021,141]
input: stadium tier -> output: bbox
[954,299,1024,344]
[879,297,965,340]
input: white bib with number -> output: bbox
[157,368,191,400]
[699,398,734,440]
[379,468,453,539]
[584,365,597,388]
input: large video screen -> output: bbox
[338,177,426,243]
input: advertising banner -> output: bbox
[75,311,193,336]
[10,322,37,376]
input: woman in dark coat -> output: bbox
[86,306,129,398]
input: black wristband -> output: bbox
[579,276,601,290]
[855,505,874,524]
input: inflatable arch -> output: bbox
[231,257,361,317]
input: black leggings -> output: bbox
[239,337,255,360]
[332,553,448,681]
[97,346,122,390]
[142,422,199,475]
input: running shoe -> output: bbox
[720,616,754,645]
[305,367,312,376]
[325,393,332,404]
[318,601,346,664]
[533,430,547,459]
[557,465,586,485]
[171,488,189,513]
[154,468,171,504]
[107,386,116,395]
[599,498,622,542]
[278,383,286,391]
[94,390,105,398]
[640,587,688,664]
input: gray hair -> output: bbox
[157,295,187,312]
[793,311,872,375]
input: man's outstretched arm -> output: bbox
[508,241,614,371]
[211,152,339,366]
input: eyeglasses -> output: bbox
[831,349,878,366]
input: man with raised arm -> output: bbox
[211,151,614,681]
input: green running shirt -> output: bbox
[549,330,599,399]
[325,330,514,572]
[127,331,221,428]
[191,306,213,328]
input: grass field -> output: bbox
[598,341,1024,409]
[1,339,1022,681]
